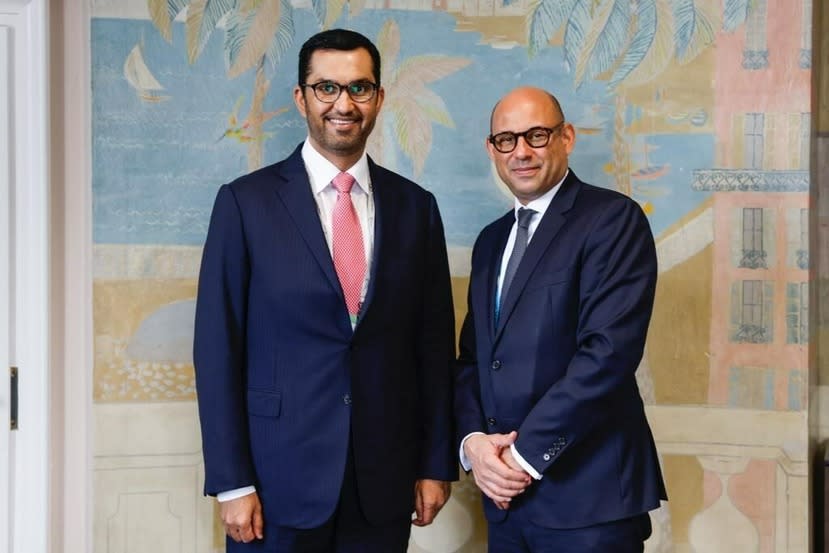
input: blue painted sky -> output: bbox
[92,10,712,247]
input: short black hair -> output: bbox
[298,29,381,87]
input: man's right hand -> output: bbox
[220,492,264,543]
[464,431,532,509]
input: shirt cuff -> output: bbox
[459,432,485,472]
[510,444,542,480]
[217,486,256,502]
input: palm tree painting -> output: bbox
[148,0,302,171]
[526,0,752,202]
[146,3,469,177]
[523,4,755,548]
[367,19,471,177]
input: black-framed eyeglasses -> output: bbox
[488,122,566,153]
[301,80,379,103]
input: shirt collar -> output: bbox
[512,169,568,219]
[302,139,371,195]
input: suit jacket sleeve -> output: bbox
[454,237,486,450]
[193,184,256,496]
[515,197,657,474]
[415,193,458,481]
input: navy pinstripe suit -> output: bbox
[193,145,457,542]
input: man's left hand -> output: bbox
[412,479,451,527]
[500,447,528,474]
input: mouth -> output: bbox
[511,165,540,177]
[326,117,360,130]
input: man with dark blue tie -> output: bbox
[193,29,457,552]
[455,86,667,552]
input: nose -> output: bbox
[512,135,533,158]
[333,89,356,112]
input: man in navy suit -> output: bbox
[455,86,667,552]
[193,29,457,552]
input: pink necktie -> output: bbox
[331,172,366,318]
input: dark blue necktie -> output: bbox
[499,207,536,316]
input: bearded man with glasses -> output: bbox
[454,86,667,552]
[194,28,456,552]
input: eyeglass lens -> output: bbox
[491,124,563,153]
[311,81,376,103]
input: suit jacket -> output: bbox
[455,170,667,529]
[194,144,457,532]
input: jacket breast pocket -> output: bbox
[247,389,281,418]
[526,265,572,290]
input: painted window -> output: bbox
[728,366,774,409]
[786,282,808,344]
[743,0,769,69]
[732,280,773,343]
[740,208,766,268]
[801,0,812,68]
[800,113,810,170]
[798,208,809,269]
[744,113,764,169]
[788,370,805,410]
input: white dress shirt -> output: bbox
[218,139,375,503]
[302,139,375,284]
[460,170,568,481]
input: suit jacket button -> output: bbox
[343,394,352,405]
[487,417,496,426]
[491,360,501,370]
[542,453,551,461]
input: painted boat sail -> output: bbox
[123,43,170,103]
[630,138,669,180]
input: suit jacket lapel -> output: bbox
[486,214,513,342]
[357,157,385,324]
[494,172,582,342]
[271,145,343,300]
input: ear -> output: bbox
[485,137,497,161]
[374,85,385,112]
[293,85,308,118]
[561,123,576,155]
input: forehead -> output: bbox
[492,96,558,133]
[307,48,374,81]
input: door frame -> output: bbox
[52,0,93,552]
[0,0,51,552]
[0,21,11,553]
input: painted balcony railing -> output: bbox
[691,169,809,192]
[739,248,768,269]
[796,249,809,270]
[646,405,807,553]
[733,323,770,343]
[742,49,769,70]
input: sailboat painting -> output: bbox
[630,138,670,180]
[123,43,170,103]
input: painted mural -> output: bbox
[91,0,813,551]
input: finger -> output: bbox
[473,473,523,503]
[412,488,425,525]
[227,527,242,543]
[487,468,531,486]
[480,486,517,504]
[253,506,265,540]
[239,524,256,543]
[481,465,532,489]
[478,469,531,497]
[413,504,437,527]
[489,430,518,448]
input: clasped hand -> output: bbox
[464,431,533,510]
[221,492,264,543]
